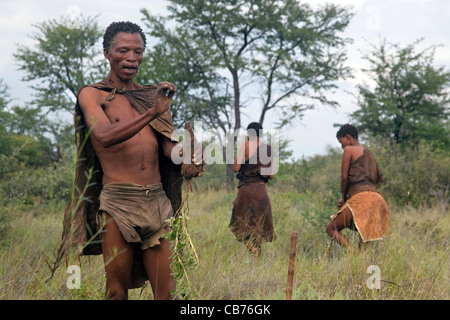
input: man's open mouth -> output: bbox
[122,65,137,71]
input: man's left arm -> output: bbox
[161,137,182,160]
[161,137,205,175]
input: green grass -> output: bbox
[0,187,448,300]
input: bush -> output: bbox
[371,140,449,207]
[0,134,54,172]
[0,150,73,209]
[271,147,341,203]
[191,162,228,191]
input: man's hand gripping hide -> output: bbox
[151,81,177,117]
[181,122,205,189]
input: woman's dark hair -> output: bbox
[103,21,146,51]
[247,122,263,137]
[336,124,358,140]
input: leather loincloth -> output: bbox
[99,182,173,250]
[332,191,391,242]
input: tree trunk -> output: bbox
[223,141,235,191]
[232,70,241,132]
[226,163,235,191]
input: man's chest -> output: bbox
[100,93,141,123]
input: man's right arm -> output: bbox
[78,87,166,148]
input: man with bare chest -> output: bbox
[69,21,195,300]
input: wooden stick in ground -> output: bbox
[286,231,298,300]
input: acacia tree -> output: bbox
[139,0,353,188]
[0,80,11,132]
[352,39,450,149]
[13,15,105,157]
[0,79,54,172]
[15,15,104,112]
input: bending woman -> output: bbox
[326,124,391,252]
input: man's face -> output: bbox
[104,32,144,81]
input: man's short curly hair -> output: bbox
[102,21,147,51]
[336,124,358,140]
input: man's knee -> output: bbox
[104,263,133,300]
[106,285,128,300]
[154,286,175,300]
[326,222,335,237]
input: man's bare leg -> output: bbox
[326,207,355,251]
[142,238,176,300]
[101,212,135,300]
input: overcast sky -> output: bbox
[1,0,449,159]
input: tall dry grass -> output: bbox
[1,138,448,299]
[0,187,448,300]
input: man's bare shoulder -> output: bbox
[78,86,104,108]
[79,86,101,98]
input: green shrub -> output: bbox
[371,141,449,207]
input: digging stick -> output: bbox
[286,231,298,300]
